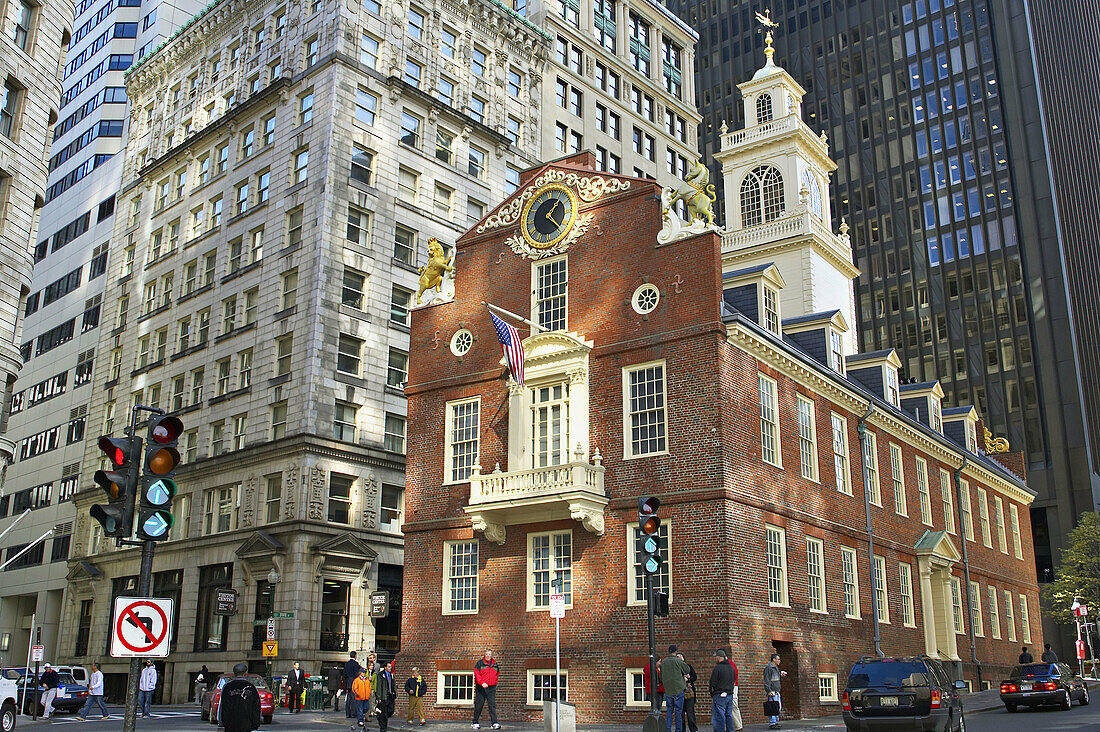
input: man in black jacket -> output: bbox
[40,664,61,719]
[1042,643,1059,662]
[345,652,363,718]
[708,650,742,732]
[1019,647,1034,664]
[286,662,305,713]
[326,665,342,711]
[404,667,427,725]
[219,663,261,732]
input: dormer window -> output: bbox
[740,165,784,227]
[756,92,773,124]
[965,420,977,453]
[885,367,900,407]
[829,330,844,374]
[930,396,943,433]
[762,286,780,335]
[534,257,567,331]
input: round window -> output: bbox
[450,329,473,356]
[631,284,661,315]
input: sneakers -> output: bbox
[74,716,85,722]
[473,724,481,729]
[492,725,501,729]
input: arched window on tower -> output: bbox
[756,93,773,124]
[740,166,784,226]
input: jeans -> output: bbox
[666,692,685,732]
[767,691,781,725]
[711,693,734,732]
[684,694,697,732]
[356,699,371,724]
[472,685,497,724]
[195,683,207,705]
[42,688,58,717]
[79,694,109,719]
[138,689,153,716]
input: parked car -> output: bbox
[202,673,273,725]
[0,675,16,732]
[51,666,89,686]
[8,673,88,716]
[843,655,966,731]
[999,662,1090,712]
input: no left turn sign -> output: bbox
[110,597,174,658]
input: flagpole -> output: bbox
[482,301,546,333]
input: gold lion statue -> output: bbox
[663,160,717,226]
[416,237,455,304]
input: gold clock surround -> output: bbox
[520,183,579,250]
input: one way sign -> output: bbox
[110,597,174,658]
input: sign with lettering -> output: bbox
[214,588,238,616]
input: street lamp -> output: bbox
[266,568,280,684]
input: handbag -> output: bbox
[763,700,780,716]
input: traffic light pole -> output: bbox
[646,573,658,714]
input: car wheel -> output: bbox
[1082,686,1091,706]
[1005,703,1017,712]
[1061,690,1073,710]
[1,701,15,732]
[264,715,272,724]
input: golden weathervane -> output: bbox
[984,428,1010,454]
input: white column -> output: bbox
[918,560,939,657]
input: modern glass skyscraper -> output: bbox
[670,0,1100,599]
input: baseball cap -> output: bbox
[713,649,727,658]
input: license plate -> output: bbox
[1021,684,1032,691]
[880,696,898,707]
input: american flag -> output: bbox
[489,311,524,385]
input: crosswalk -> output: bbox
[50,710,200,723]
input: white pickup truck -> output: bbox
[0,676,15,731]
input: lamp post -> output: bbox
[549,575,563,732]
[267,568,280,684]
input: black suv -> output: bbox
[843,656,967,731]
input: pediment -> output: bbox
[66,560,103,583]
[523,331,593,363]
[313,532,378,561]
[235,531,284,560]
[914,530,962,563]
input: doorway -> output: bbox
[772,640,800,720]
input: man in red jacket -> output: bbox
[472,649,500,730]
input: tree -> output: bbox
[1042,511,1100,626]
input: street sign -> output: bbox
[262,641,278,657]
[110,597,174,658]
[214,588,238,616]
[1078,639,1088,660]
[31,645,43,662]
[369,590,389,618]
[266,618,276,642]
[549,593,566,619]
[271,612,294,619]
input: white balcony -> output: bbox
[465,448,608,545]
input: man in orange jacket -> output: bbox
[352,667,373,727]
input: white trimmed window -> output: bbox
[832,413,851,494]
[436,672,474,706]
[806,537,825,613]
[625,669,647,708]
[1004,589,1017,642]
[951,577,964,633]
[527,670,567,706]
[916,458,932,526]
[959,478,974,541]
[873,555,889,624]
[899,562,915,627]
[993,496,1008,553]
[623,362,667,458]
[762,286,780,334]
[765,524,788,607]
[531,382,570,467]
[443,540,478,614]
[444,398,480,483]
[797,395,818,481]
[988,585,1001,639]
[976,487,992,547]
[863,432,880,506]
[841,546,860,618]
[1020,593,1032,643]
[534,256,567,331]
[759,374,780,466]
[829,330,845,374]
[627,521,670,606]
[889,443,906,516]
[528,530,572,610]
[818,673,838,703]
[941,469,956,534]
[969,580,984,636]
[1009,504,1023,559]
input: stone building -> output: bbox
[399,48,1040,724]
[0,0,74,664]
[55,0,700,705]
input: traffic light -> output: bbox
[136,416,183,541]
[90,436,139,538]
[654,590,670,617]
[637,496,662,575]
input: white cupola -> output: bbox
[714,33,861,356]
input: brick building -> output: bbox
[401,46,1040,725]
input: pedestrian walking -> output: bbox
[1019,647,1034,664]
[1042,643,1059,662]
[677,653,698,732]
[138,659,158,718]
[40,663,60,719]
[352,668,373,727]
[708,650,742,732]
[643,658,665,710]
[373,661,396,732]
[196,665,211,706]
[75,662,109,721]
[405,666,427,725]
[287,662,306,713]
[472,649,501,730]
[345,652,363,718]
[660,646,691,732]
[218,663,262,732]
[762,653,786,730]
[327,665,343,711]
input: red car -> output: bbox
[203,674,273,725]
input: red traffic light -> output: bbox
[638,496,660,515]
[98,437,130,467]
[150,416,183,444]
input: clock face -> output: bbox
[521,184,578,249]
